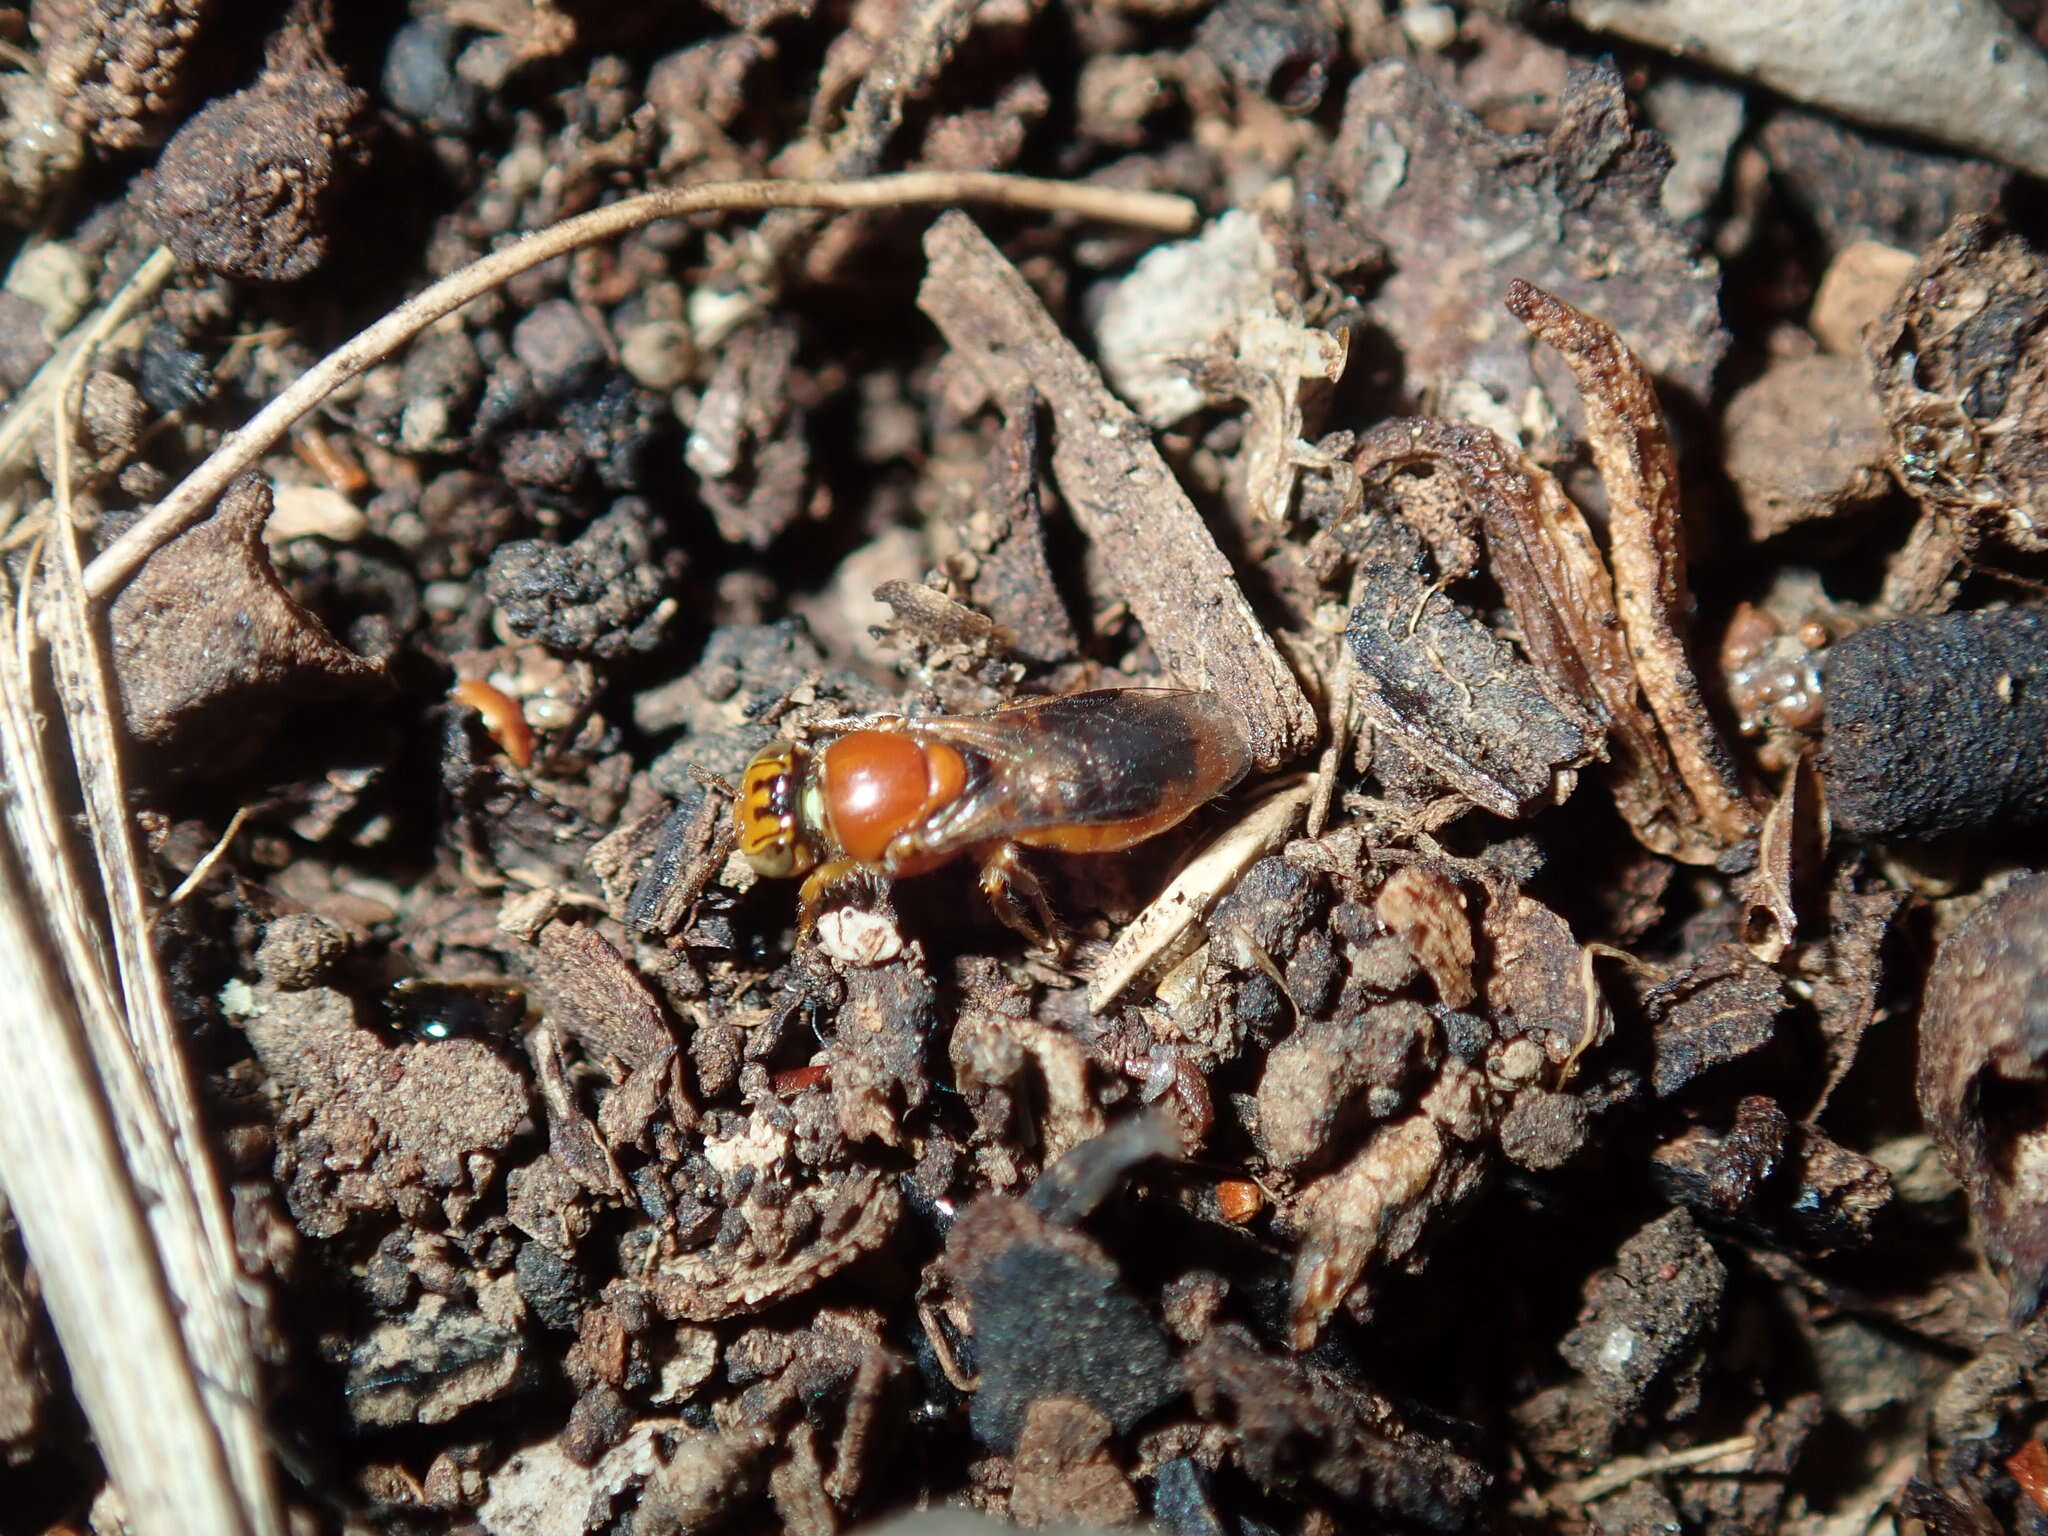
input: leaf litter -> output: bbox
[3,3,2048,1534]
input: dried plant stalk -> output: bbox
[1354,417,1721,863]
[0,560,280,1536]
[49,473,281,1528]
[0,855,268,1536]
[0,251,289,1536]
[1505,279,1758,849]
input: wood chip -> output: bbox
[918,212,1316,769]
[1345,560,1593,818]
[531,920,679,1073]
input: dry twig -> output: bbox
[918,211,1317,769]
[84,172,1196,601]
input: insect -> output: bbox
[735,688,1252,945]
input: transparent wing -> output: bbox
[902,690,1250,856]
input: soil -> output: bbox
[4,1,2048,1533]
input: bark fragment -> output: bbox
[1308,58,1724,424]
[950,394,1079,665]
[1918,874,2048,1324]
[1642,945,1788,1099]
[1345,560,1594,818]
[1548,1209,1726,1458]
[918,211,1316,769]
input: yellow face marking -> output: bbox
[736,742,814,878]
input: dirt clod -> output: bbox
[1919,874,2048,1323]
[139,16,369,281]
[1820,607,2048,838]
[107,474,389,776]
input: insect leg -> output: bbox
[976,841,1064,953]
[796,859,879,937]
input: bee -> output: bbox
[735,689,1252,945]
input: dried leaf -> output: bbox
[1289,1111,1482,1348]
[1506,280,1759,853]
[107,474,387,777]
[1354,417,1715,861]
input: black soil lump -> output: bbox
[485,500,680,659]
[1820,606,2048,838]
[946,1194,1182,1455]
[140,12,369,281]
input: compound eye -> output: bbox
[736,742,804,877]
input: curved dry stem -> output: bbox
[1504,279,1758,849]
[0,244,178,525]
[84,171,1198,601]
[0,258,281,1535]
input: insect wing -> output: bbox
[906,690,1250,854]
